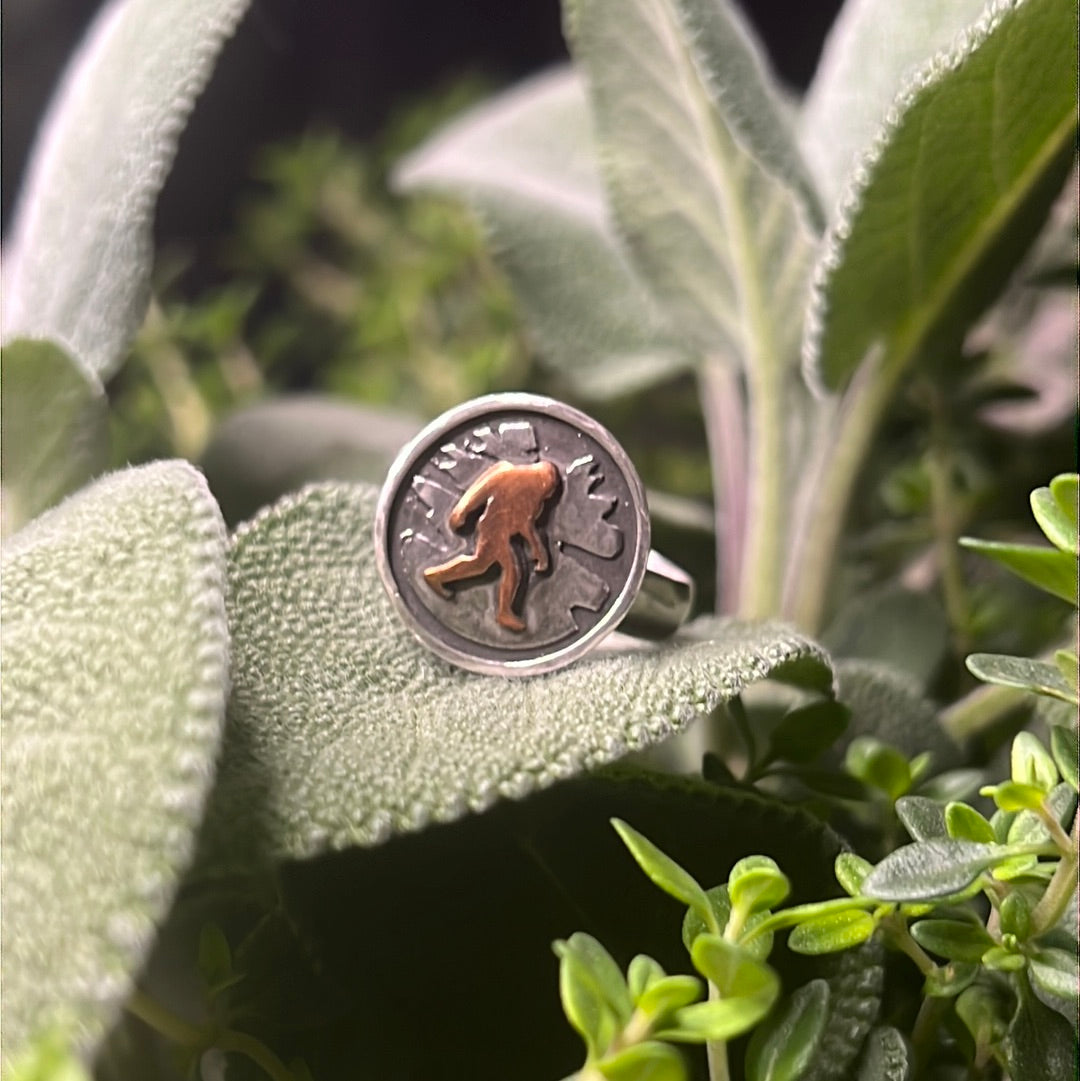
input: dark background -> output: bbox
[3,0,843,250]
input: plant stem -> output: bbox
[706,983,732,1081]
[699,360,747,612]
[215,1030,297,1081]
[1030,810,1078,935]
[882,919,938,978]
[939,680,1028,742]
[788,356,902,633]
[125,989,204,1047]
[911,994,948,1073]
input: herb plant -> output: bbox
[1,0,1076,1080]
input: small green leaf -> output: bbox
[980,780,1047,813]
[1049,474,1079,535]
[1004,782,1077,846]
[788,910,875,955]
[1032,480,1079,554]
[766,702,850,764]
[0,339,108,538]
[846,738,911,800]
[728,857,791,915]
[637,975,704,1022]
[1049,724,1079,791]
[744,978,830,1081]
[990,855,1047,882]
[895,796,948,841]
[852,1026,910,1081]
[2,0,253,379]
[945,802,996,844]
[598,1041,687,1081]
[1028,947,1080,1002]
[1001,979,1078,1081]
[613,820,715,931]
[967,652,1078,703]
[197,924,233,992]
[959,541,1078,608]
[554,936,622,1059]
[956,984,1010,1045]
[628,955,666,1003]
[682,886,733,953]
[862,840,1005,901]
[1011,732,1059,790]
[991,808,1018,843]
[981,945,1026,972]
[999,891,1033,940]
[689,935,777,1004]
[1,463,229,1065]
[1054,651,1079,693]
[923,962,979,999]
[910,919,994,962]
[834,853,873,897]
[558,933,634,1034]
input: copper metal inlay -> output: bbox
[423,459,560,631]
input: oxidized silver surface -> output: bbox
[375,394,650,675]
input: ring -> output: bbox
[374,393,694,676]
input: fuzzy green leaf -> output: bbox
[959,539,1078,607]
[1050,473,1079,531]
[909,919,994,963]
[0,462,229,1065]
[198,484,833,871]
[788,911,876,955]
[2,0,252,379]
[806,0,1078,390]
[728,856,791,915]
[682,886,774,962]
[566,0,820,362]
[201,396,422,528]
[799,0,988,211]
[1032,480,1079,554]
[628,956,667,1004]
[862,840,1005,901]
[599,1041,687,1081]
[895,796,948,842]
[555,937,621,1059]
[0,339,109,537]
[983,779,1052,813]
[745,978,830,1081]
[966,652,1077,702]
[637,975,704,1022]
[1010,731,1059,790]
[395,68,688,398]
[1049,725,1079,792]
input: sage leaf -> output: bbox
[2,0,252,379]
[0,462,229,1065]
[788,911,876,955]
[965,653,1077,702]
[745,978,830,1081]
[566,0,820,361]
[806,0,1078,390]
[853,1026,910,1081]
[395,68,687,398]
[862,840,1004,902]
[201,396,423,527]
[0,338,108,537]
[800,0,987,210]
[199,484,833,871]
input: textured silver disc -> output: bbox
[374,394,650,675]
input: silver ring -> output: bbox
[374,394,694,676]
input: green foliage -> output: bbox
[2,0,1076,1077]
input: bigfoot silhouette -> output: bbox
[423,459,560,631]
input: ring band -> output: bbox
[374,393,694,676]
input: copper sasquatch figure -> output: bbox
[422,459,560,631]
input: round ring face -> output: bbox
[375,394,650,675]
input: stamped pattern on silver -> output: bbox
[375,395,650,674]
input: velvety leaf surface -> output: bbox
[1,0,252,379]
[0,462,229,1064]
[853,1026,910,1081]
[806,0,1078,390]
[567,0,819,361]
[199,483,832,872]
[200,395,422,527]
[0,338,109,537]
[394,68,688,398]
[966,653,1077,702]
[800,0,987,210]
